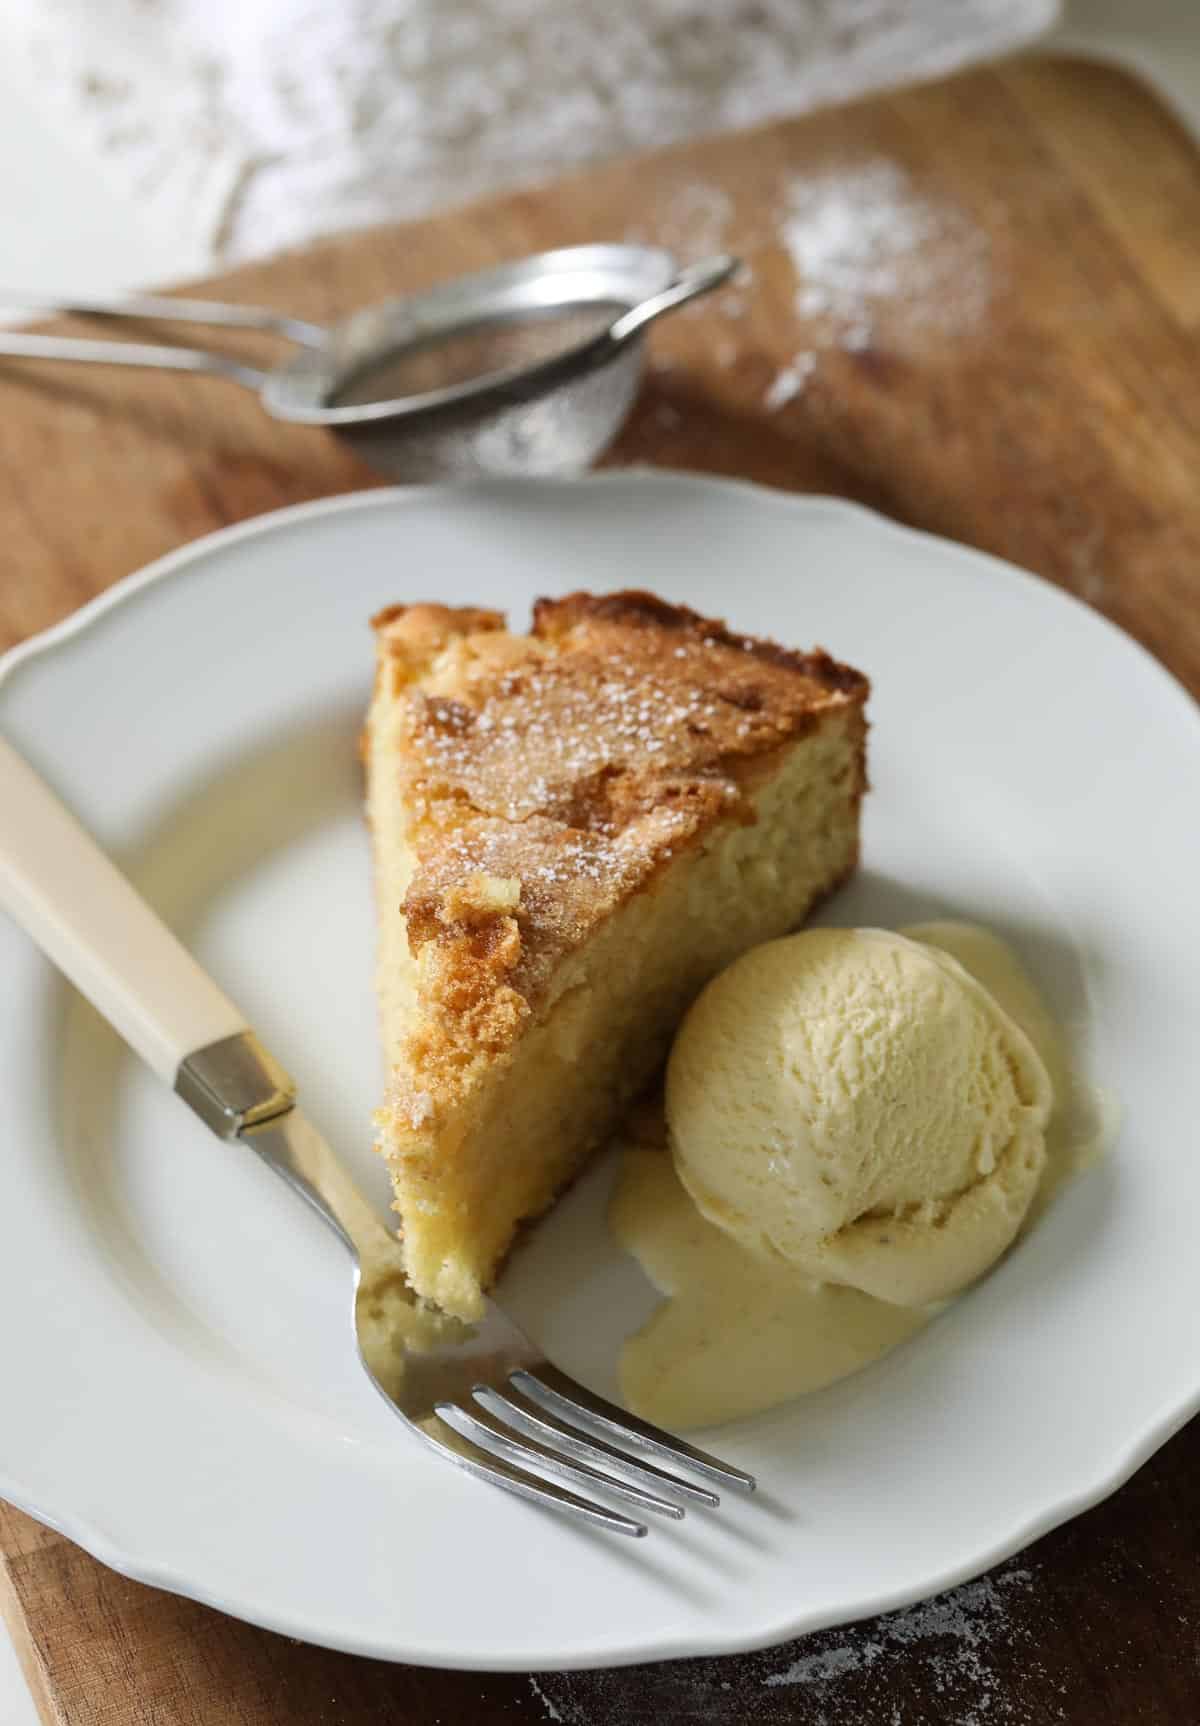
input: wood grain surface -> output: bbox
[3,52,1200,1726]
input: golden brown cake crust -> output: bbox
[370,591,869,1112]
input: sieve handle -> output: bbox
[608,255,739,343]
[0,291,325,347]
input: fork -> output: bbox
[0,738,755,1535]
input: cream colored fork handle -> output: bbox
[0,737,248,1084]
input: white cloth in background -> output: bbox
[6,0,1056,268]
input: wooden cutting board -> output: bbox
[3,52,1200,1726]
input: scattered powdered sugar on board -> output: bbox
[652,182,738,260]
[758,157,994,409]
[781,158,994,341]
[764,352,817,410]
[528,1675,566,1721]
[762,1567,1059,1718]
[525,1558,1064,1725]
[643,160,995,413]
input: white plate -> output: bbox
[2,474,1198,1671]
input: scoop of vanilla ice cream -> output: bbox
[665,928,1054,1306]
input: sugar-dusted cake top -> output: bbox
[368,590,868,1072]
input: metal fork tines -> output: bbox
[243,1108,758,1538]
[419,1357,756,1538]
